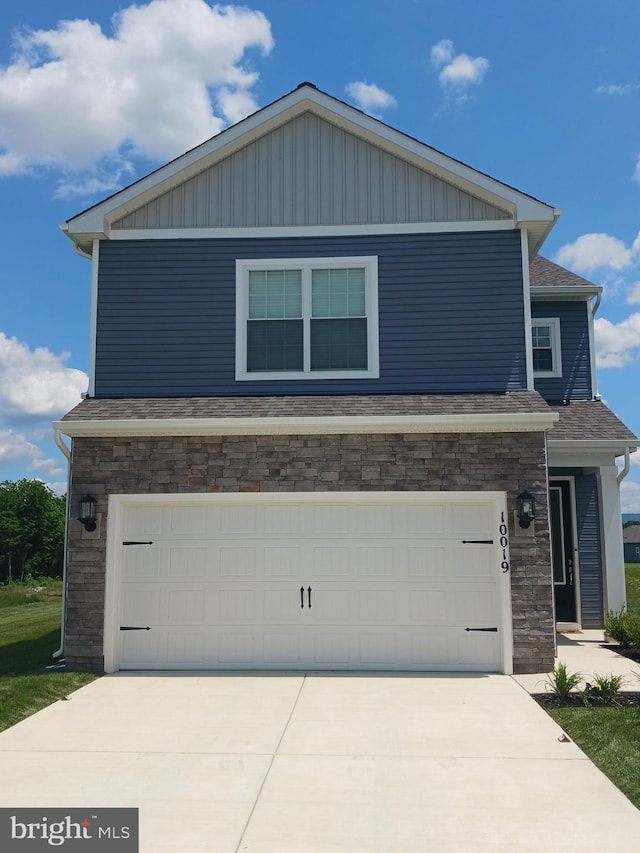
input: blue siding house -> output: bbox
[54,84,637,675]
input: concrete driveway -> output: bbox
[1,673,639,852]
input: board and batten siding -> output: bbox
[531,301,592,401]
[112,113,511,230]
[94,230,527,397]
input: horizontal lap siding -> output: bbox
[532,302,592,401]
[95,230,527,396]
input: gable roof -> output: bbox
[63,83,558,256]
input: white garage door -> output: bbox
[110,494,507,672]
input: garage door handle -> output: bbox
[464,627,498,632]
[300,586,305,609]
[308,586,312,608]
[120,626,152,631]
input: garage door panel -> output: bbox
[356,546,394,577]
[168,505,207,536]
[168,546,206,578]
[264,546,300,577]
[117,496,505,672]
[409,589,450,624]
[123,545,158,579]
[451,504,492,536]
[454,589,497,624]
[407,545,447,578]
[453,545,494,578]
[405,505,446,536]
[219,546,256,577]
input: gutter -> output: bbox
[52,429,71,660]
[617,445,632,485]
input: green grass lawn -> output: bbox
[626,563,640,615]
[548,706,640,809]
[0,583,97,733]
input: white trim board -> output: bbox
[54,411,559,438]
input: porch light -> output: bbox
[517,490,536,529]
[78,494,97,532]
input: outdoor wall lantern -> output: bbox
[517,490,536,529]
[78,494,97,532]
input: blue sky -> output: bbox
[1,0,640,507]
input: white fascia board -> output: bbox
[65,86,555,239]
[108,220,516,241]
[531,286,602,301]
[547,440,638,469]
[54,411,558,438]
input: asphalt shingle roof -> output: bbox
[623,525,640,543]
[529,256,598,289]
[62,392,551,421]
[547,400,638,442]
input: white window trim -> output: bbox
[235,255,379,381]
[532,317,562,378]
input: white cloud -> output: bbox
[430,39,489,102]
[620,478,640,513]
[627,282,640,304]
[594,313,640,367]
[345,82,397,116]
[0,428,63,480]
[596,83,640,95]
[555,233,635,273]
[631,449,640,466]
[0,0,273,194]
[0,333,87,420]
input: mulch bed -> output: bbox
[533,691,640,709]
[601,644,640,664]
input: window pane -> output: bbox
[247,320,303,371]
[249,270,301,319]
[310,318,367,370]
[532,326,551,348]
[533,348,553,372]
[312,268,365,318]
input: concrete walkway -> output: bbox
[514,630,640,694]
[1,665,639,851]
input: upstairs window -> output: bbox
[236,257,379,380]
[532,318,562,378]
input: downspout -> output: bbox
[53,428,71,660]
[589,292,602,400]
[617,446,632,484]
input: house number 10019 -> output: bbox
[500,512,509,573]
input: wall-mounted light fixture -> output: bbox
[78,494,97,532]
[517,490,536,529]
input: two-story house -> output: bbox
[54,83,637,675]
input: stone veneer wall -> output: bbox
[66,431,553,673]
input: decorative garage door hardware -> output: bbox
[123,541,154,546]
[464,627,498,632]
[120,626,152,631]
[461,539,494,544]
[299,586,312,609]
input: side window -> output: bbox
[532,318,562,377]
[236,256,379,381]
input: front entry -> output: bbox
[549,480,577,623]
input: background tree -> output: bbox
[0,480,65,583]
[623,520,640,528]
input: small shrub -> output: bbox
[545,662,582,697]
[582,674,625,705]
[623,613,640,648]
[604,608,632,645]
